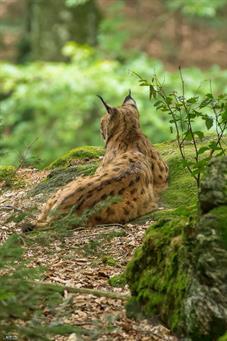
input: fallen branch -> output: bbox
[33,280,129,301]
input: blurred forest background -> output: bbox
[0,0,227,168]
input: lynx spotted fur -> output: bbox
[31,93,168,228]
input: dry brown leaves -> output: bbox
[0,168,178,341]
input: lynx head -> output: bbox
[98,91,140,144]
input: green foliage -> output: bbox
[166,0,227,17]
[65,0,90,6]
[108,273,126,287]
[219,333,227,341]
[102,255,117,266]
[0,165,16,184]
[1,43,227,168]
[136,71,226,188]
[98,1,130,59]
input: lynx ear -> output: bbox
[97,95,113,114]
[123,90,137,107]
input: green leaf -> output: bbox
[198,146,209,155]
[221,110,227,123]
[205,117,213,130]
[194,131,204,140]
[149,85,157,99]
[184,131,193,141]
[186,96,198,104]
[199,98,212,108]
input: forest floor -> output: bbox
[0,168,178,341]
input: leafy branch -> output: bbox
[134,69,227,189]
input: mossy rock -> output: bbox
[126,213,193,333]
[155,136,227,210]
[126,156,227,340]
[47,146,104,169]
[183,205,227,340]
[30,162,99,198]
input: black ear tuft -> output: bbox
[97,95,113,114]
[123,90,137,107]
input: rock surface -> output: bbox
[126,156,227,340]
[199,156,227,213]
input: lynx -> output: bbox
[25,92,168,230]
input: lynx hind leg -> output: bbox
[88,180,158,225]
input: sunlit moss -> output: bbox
[47,146,104,169]
[0,165,22,188]
[108,273,126,287]
[0,165,16,178]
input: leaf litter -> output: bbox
[0,167,178,341]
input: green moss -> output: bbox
[0,165,24,188]
[0,165,16,184]
[219,333,227,341]
[47,146,104,169]
[156,137,227,210]
[102,255,117,266]
[126,215,193,332]
[155,141,197,209]
[108,273,127,287]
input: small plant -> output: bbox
[0,166,16,187]
[102,255,117,266]
[136,69,227,189]
[108,273,126,287]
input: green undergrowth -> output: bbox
[0,165,24,189]
[219,333,227,341]
[126,212,195,332]
[109,273,127,287]
[48,146,104,169]
[102,255,118,266]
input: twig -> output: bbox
[0,205,24,212]
[31,280,129,301]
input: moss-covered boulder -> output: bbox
[126,156,227,340]
[47,146,104,169]
[29,146,104,198]
[184,205,227,339]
